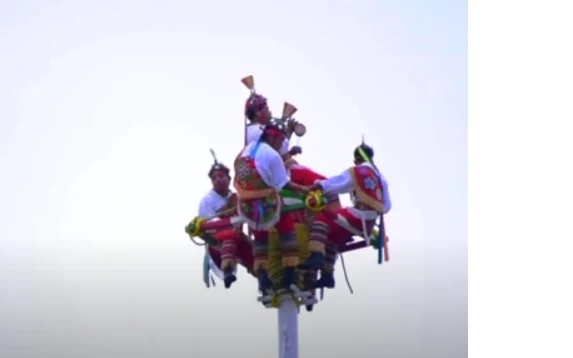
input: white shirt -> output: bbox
[240,141,290,191]
[198,189,236,281]
[198,189,234,217]
[245,124,290,156]
[318,162,392,213]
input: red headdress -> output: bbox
[261,118,288,138]
[241,75,270,122]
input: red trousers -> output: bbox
[313,208,376,247]
[208,230,254,273]
[289,165,327,186]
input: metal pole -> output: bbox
[278,293,299,358]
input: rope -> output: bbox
[190,237,206,246]
[339,252,354,294]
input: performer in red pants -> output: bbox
[197,151,253,288]
[241,80,336,199]
[234,119,310,292]
[299,142,392,289]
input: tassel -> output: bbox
[203,248,211,287]
[378,216,386,264]
[384,235,390,261]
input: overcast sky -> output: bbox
[0,1,467,357]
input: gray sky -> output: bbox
[0,1,467,357]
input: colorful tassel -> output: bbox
[378,216,386,264]
[203,248,211,287]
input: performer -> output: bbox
[198,151,253,288]
[244,91,301,158]
[240,75,340,213]
[233,119,310,293]
[244,91,340,206]
[298,142,392,288]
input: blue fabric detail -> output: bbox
[249,139,262,158]
[249,139,265,230]
[257,201,264,228]
[378,217,386,264]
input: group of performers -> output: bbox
[190,75,392,303]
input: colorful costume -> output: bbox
[233,120,300,292]
[244,91,337,202]
[244,93,290,155]
[199,157,253,289]
[299,143,392,288]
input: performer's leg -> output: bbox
[315,241,338,289]
[289,165,326,186]
[207,245,222,269]
[289,166,344,211]
[252,230,272,292]
[217,230,238,289]
[302,269,318,312]
[298,211,334,270]
[315,209,375,288]
[236,233,254,276]
[301,206,365,271]
[274,214,299,289]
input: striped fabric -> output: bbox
[220,240,237,270]
[324,242,338,273]
[253,234,269,271]
[280,232,299,267]
[309,221,329,246]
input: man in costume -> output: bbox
[198,152,253,289]
[244,92,301,158]
[243,90,340,203]
[233,119,310,293]
[298,142,392,288]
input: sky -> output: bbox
[0,1,467,357]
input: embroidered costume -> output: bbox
[299,142,392,288]
[233,120,305,292]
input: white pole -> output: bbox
[278,293,299,358]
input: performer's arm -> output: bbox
[315,169,353,195]
[267,151,308,194]
[267,151,291,190]
[198,195,217,217]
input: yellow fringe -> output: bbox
[282,256,299,267]
[308,240,325,254]
[267,224,310,289]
